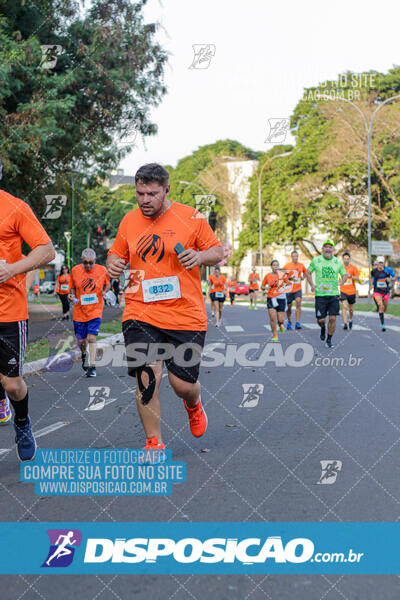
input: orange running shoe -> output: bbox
[184,397,208,437]
[142,436,166,464]
[143,436,165,450]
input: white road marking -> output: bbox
[302,323,321,330]
[0,421,69,457]
[350,324,370,331]
[225,325,244,332]
[263,325,271,331]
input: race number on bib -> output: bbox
[215,291,224,298]
[60,284,69,291]
[319,283,333,293]
[142,276,181,303]
[377,280,386,288]
[81,293,98,305]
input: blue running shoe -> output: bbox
[14,417,36,461]
[286,321,292,330]
[295,322,302,330]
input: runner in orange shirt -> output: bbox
[248,268,260,310]
[54,264,71,320]
[283,250,307,330]
[262,260,287,342]
[208,267,227,326]
[106,163,223,452]
[228,276,237,306]
[0,181,55,460]
[69,249,110,377]
[340,252,360,330]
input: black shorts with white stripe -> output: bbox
[0,320,28,377]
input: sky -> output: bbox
[117,0,400,173]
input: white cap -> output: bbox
[376,255,385,263]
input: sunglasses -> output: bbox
[83,260,94,265]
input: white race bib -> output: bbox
[215,291,224,298]
[142,276,181,303]
[81,293,98,305]
[271,297,278,308]
[319,283,333,293]
[60,284,69,291]
[377,280,386,288]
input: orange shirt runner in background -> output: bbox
[56,274,71,294]
[282,262,307,293]
[228,280,237,290]
[340,265,359,295]
[262,273,283,298]
[109,202,221,331]
[70,264,110,322]
[209,275,227,293]
[249,272,259,290]
[0,190,51,322]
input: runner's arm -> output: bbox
[106,253,127,278]
[178,245,223,270]
[338,273,349,286]
[102,282,111,296]
[0,242,55,284]
[305,269,315,291]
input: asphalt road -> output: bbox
[1,302,400,599]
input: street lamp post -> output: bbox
[320,93,400,301]
[67,170,80,266]
[64,231,72,269]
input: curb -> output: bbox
[23,333,124,377]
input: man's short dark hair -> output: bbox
[135,163,169,187]
[342,251,350,258]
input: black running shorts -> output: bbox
[0,320,28,377]
[122,319,206,383]
[315,296,340,318]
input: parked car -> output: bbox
[235,282,249,295]
[39,281,55,294]
[391,276,400,298]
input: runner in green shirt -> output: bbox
[305,240,348,348]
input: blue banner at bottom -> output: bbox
[0,522,399,574]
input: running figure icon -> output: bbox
[45,531,77,566]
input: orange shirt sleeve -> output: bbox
[16,202,51,249]
[262,274,268,287]
[195,218,221,251]
[108,216,129,261]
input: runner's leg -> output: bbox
[295,296,302,324]
[269,308,277,338]
[286,301,292,323]
[87,333,97,367]
[342,299,348,325]
[135,360,164,442]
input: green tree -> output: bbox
[0,0,166,237]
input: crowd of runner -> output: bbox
[0,161,397,460]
